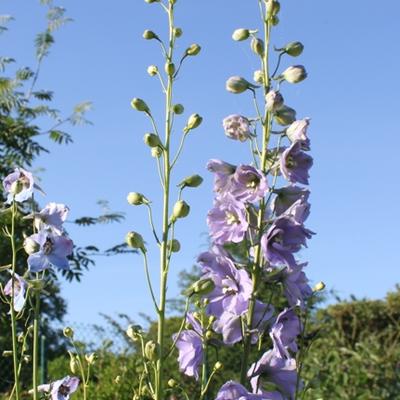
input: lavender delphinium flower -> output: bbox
[248,350,298,400]
[173,313,203,380]
[207,159,236,197]
[272,186,310,216]
[34,202,69,234]
[3,168,35,203]
[230,165,268,203]
[261,216,313,269]
[280,141,313,185]
[27,231,73,272]
[286,118,310,150]
[281,263,313,309]
[4,272,27,312]
[37,376,79,400]
[216,381,284,400]
[283,198,311,224]
[207,195,249,244]
[223,114,252,142]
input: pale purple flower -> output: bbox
[286,118,311,150]
[280,142,313,185]
[37,376,80,400]
[173,313,203,380]
[3,168,35,203]
[216,381,284,400]
[281,263,312,309]
[27,231,73,272]
[223,115,252,142]
[198,251,252,316]
[248,350,298,399]
[207,159,236,196]
[261,216,313,269]
[283,198,310,224]
[230,165,268,203]
[207,195,249,244]
[270,308,301,357]
[34,202,69,234]
[4,272,27,312]
[272,186,309,216]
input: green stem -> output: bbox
[9,200,21,400]
[32,285,40,400]
[200,312,209,400]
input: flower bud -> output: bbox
[185,44,201,56]
[142,29,158,40]
[165,62,175,76]
[313,281,326,292]
[173,27,183,37]
[125,231,145,250]
[266,0,280,19]
[63,327,74,339]
[253,70,264,84]
[114,376,121,384]
[205,330,213,340]
[145,0,160,3]
[172,104,184,114]
[23,355,31,363]
[192,278,215,296]
[271,15,280,26]
[232,28,250,41]
[131,98,150,113]
[23,237,40,255]
[265,90,284,112]
[184,113,202,133]
[2,350,13,357]
[281,65,307,84]
[151,147,162,158]
[178,174,203,188]
[274,105,296,126]
[226,76,257,94]
[10,181,23,196]
[143,133,162,148]
[68,351,79,374]
[208,315,216,324]
[214,361,223,371]
[147,65,158,76]
[17,333,24,343]
[126,324,142,342]
[284,41,304,57]
[85,352,97,365]
[168,239,181,253]
[168,379,178,388]
[144,340,159,361]
[127,192,149,206]
[172,200,190,220]
[251,37,264,56]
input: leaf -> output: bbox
[0,57,15,72]
[35,31,54,59]
[15,67,34,81]
[49,130,73,144]
[32,90,54,101]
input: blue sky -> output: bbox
[2,0,399,325]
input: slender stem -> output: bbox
[145,204,161,245]
[141,250,159,312]
[32,285,40,400]
[200,312,209,400]
[71,342,87,400]
[9,200,21,400]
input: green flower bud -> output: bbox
[68,351,79,374]
[147,65,158,76]
[172,104,184,114]
[142,29,158,40]
[313,281,326,292]
[232,28,250,41]
[165,62,176,76]
[226,76,258,94]
[172,200,190,220]
[63,327,74,339]
[185,43,201,56]
[214,361,223,371]
[251,37,264,56]
[284,41,304,57]
[2,350,13,357]
[205,330,213,340]
[126,324,142,342]
[85,352,97,365]
[168,379,178,388]
[266,0,280,19]
[208,315,216,324]
[145,0,160,3]
[151,147,162,158]
[23,237,40,255]
[125,231,145,251]
[274,105,296,126]
[271,15,280,26]
[143,133,162,148]
[253,70,264,84]
[131,98,150,113]
[114,376,121,384]
[23,355,31,363]
[189,278,215,296]
[127,192,149,206]
[184,113,202,133]
[281,65,307,84]
[173,27,183,38]
[178,174,203,188]
[168,239,181,253]
[144,340,159,362]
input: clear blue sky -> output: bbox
[2,0,399,325]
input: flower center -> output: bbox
[59,385,70,396]
[43,238,53,255]
[286,156,297,169]
[225,212,239,225]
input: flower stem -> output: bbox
[32,285,40,400]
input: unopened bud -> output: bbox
[226,76,257,94]
[17,333,24,343]
[251,37,264,56]
[184,113,202,133]
[172,104,184,115]
[205,330,213,340]
[271,15,280,26]
[281,65,307,84]
[144,340,159,362]
[185,44,201,56]
[313,281,326,292]
[165,62,175,76]
[85,353,97,365]
[131,98,150,113]
[265,90,284,112]
[253,70,264,84]
[208,315,216,324]
[114,376,121,384]
[23,237,40,255]
[125,231,145,251]
[142,30,158,40]
[232,28,250,41]
[127,192,149,206]
[151,147,162,158]
[147,65,158,76]
[168,379,178,388]
[173,27,183,37]
[274,105,296,126]
[126,324,142,342]
[178,174,203,188]
[23,355,31,363]
[143,133,162,148]
[192,278,215,296]
[266,0,280,19]
[168,239,181,253]
[63,327,74,339]
[2,350,13,357]
[172,200,190,220]
[68,351,79,374]
[284,41,304,57]
[145,0,160,3]
[214,361,223,371]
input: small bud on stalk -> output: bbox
[165,62,176,76]
[185,278,215,296]
[226,76,258,94]
[173,27,183,37]
[151,147,162,158]
[147,65,158,76]
[131,98,150,113]
[127,192,149,206]
[114,376,121,384]
[184,113,202,133]
[168,379,178,388]
[23,237,40,255]
[68,351,79,374]
[284,41,304,57]
[172,200,190,220]
[145,0,160,3]
[125,231,146,251]
[2,350,13,357]
[144,340,159,362]
[266,90,284,112]
[281,65,307,84]
[253,70,264,84]
[266,0,280,19]
[126,324,142,342]
[214,361,223,371]
[168,239,181,253]
[172,104,184,114]
[232,28,250,41]
[313,281,326,292]
[85,353,97,365]
[185,44,201,56]
[142,30,158,40]
[178,174,203,188]
[63,327,74,339]
[274,105,296,126]
[143,133,162,148]
[251,37,265,56]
